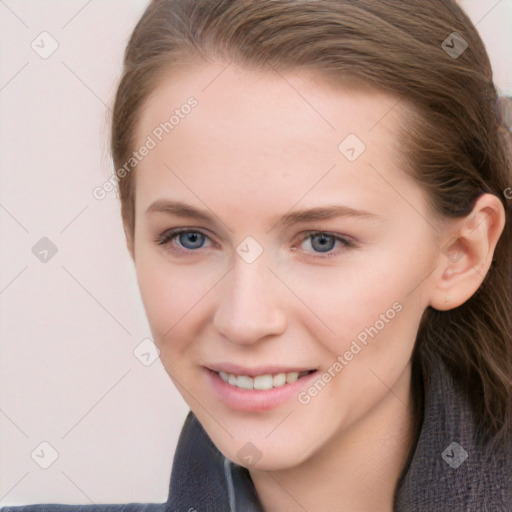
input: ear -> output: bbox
[429,194,506,311]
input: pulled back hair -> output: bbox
[111,0,512,446]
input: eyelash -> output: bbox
[154,228,356,259]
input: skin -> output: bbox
[130,62,505,511]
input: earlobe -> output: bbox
[429,194,506,311]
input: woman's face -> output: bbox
[132,63,443,470]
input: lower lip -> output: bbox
[205,368,319,412]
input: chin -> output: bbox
[208,427,315,472]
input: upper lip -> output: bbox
[205,363,317,377]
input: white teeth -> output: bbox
[272,373,286,387]
[218,370,313,390]
[286,372,299,384]
[237,375,254,390]
[254,374,273,390]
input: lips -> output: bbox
[205,365,320,411]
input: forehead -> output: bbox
[137,62,403,146]
[133,62,421,221]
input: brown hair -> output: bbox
[111,0,512,446]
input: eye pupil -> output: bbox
[311,233,335,253]
[180,232,205,249]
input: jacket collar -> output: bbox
[166,411,262,511]
[394,355,511,509]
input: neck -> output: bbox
[249,363,421,512]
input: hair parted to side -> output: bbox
[111,0,512,446]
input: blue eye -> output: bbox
[179,231,205,249]
[156,229,210,251]
[301,232,353,256]
[310,233,336,252]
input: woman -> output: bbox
[4,0,511,510]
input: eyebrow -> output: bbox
[145,199,379,230]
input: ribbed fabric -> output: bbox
[393,358,512,511]
[2,356,511,511]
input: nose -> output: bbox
[213,254,287,346]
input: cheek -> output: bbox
[293,245,431,358]
[135,253,203,349]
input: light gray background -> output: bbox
[0,0,511,506]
